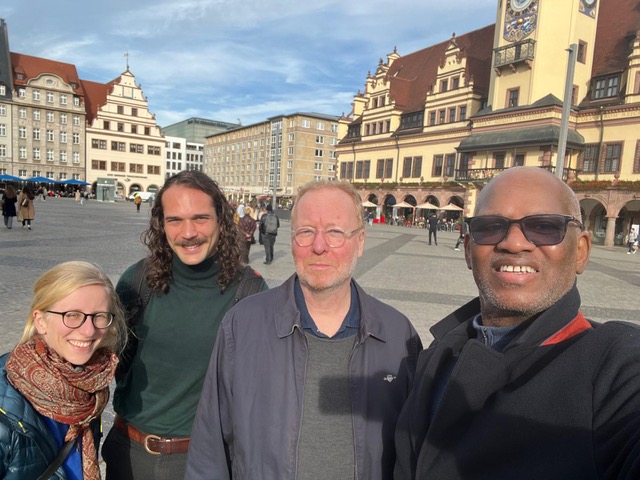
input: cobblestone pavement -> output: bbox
[1,197,639,473]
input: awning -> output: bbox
[456,125,585,153]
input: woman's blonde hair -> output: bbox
[19,261,127,354]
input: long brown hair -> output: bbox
[142,171,244,293]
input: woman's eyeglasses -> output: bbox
[467,214,584,246]
[46,310,114,329]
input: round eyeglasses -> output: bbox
[467,214,584,246]
[46,310,114,329]
[292,227,362,248]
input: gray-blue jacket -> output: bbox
[185,274,422,479]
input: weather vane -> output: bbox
[124,51,129,70]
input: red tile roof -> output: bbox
[592,0,640,77]
[385,24,495,112]
[10,52,84,97]
[81,79,111,124]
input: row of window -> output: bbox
[16,147,80,163]
[91,139,161,155]
[13,126,81,144]
[103,120,151,136]
[91,160,160,175]
[16,108,82,125]
[15,87,81,107]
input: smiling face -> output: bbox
[292,187,365,295]
[464,168,591,326]
[34,284,110,366]
[162,185,220,265]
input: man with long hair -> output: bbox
[102,171,267,480]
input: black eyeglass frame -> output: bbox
[466,214,585,246]
[46,310,115,329]
[291,227,362,248]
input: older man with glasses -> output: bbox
[394,166,640,480]
[185,180,422,480]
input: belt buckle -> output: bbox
[143,434,163,455]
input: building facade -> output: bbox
[162,117,238,144]
[3,51,87,183]
[163,135,205,179]
[205,112,339,204]
[337,0,640,246]
[83,69,164,199]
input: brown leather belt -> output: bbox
[113,416,190,455]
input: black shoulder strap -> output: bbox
[116,259,151,382]
[36,439,76,480]
[234,265,265,304]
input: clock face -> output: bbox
[511,0,533,11]
[584,0,596,5]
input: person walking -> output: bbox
[134,193,142,213]
[102,170,268,480]
[0,261,127,480]
[427,213,438,245]
[185,180,422,480]
[259,204,280,264]
[238,206,257,263]
[17,185,35,230]
[2,185,17,229]
[627,227,637,254]
[453,219,468,251]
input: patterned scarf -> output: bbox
[5,334,118,480]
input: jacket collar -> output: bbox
[273,274,385,343]
[431,284,584,350]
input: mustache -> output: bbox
[175,238,205,248]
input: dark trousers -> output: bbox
[429,229,437,245]
[455,234,464,249]
[243,240,252,263]
[263,233,276,262]
[102,426,188,480]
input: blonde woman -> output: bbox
[0,261,127,480]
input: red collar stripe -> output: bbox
[540,312,591,346]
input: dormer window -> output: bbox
[592,75,620,100]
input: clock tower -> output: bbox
[488,0,599,110]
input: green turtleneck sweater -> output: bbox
[114,255,239,437]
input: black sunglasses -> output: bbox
[467,214,584,246]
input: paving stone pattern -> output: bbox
[1,197,639,473]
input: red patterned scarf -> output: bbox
[5,334,118,480]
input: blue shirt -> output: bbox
[43,417,83,480]
[294,277,360,339]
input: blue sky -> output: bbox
[2,1,497,128]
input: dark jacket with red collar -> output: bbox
[395,285,640,480]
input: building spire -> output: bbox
[124,51,129,71]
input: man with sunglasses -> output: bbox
[185,180,422,480]
[395,167,640,479]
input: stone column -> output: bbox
[605,216,617,247]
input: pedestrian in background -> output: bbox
[18,185,35,230]
[134,193,142,213]
[239,206,257,263]
[427,213,438,245]
[0,261,126,480]
[2,184,17,229]
[259,204,280,264]
[627,227,637,254]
